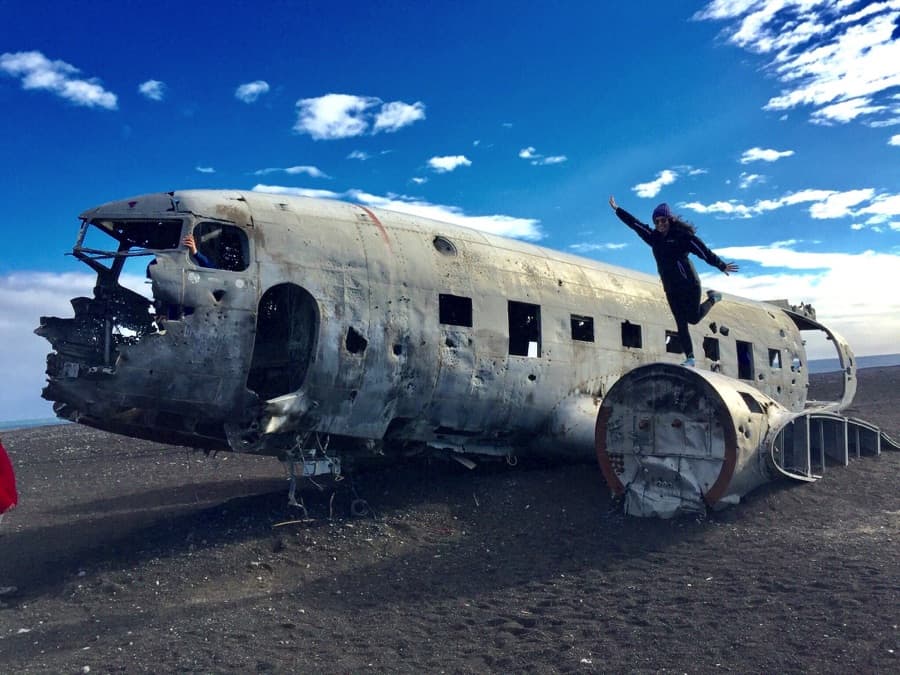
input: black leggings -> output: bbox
[666,285,715,358]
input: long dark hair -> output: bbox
[668,214,696,236]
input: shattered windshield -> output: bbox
[76,219,184,265]
[75,218,185,302]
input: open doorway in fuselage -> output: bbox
[247,283,320,400]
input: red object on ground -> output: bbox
[0,440,17,513]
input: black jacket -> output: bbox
[615,207,726,293]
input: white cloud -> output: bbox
[294,93,425,140]
[252,185,541,240]
[535,155,567,166]
[777,188,836,206]
[674,164,708,176]
[411,177,428,185]
[195,166,215,174]
[682,200,755,218]
[810,97,885,125]
[0,50,117,109]
[697,2,900,125]
[0,270,155,421]
[0,272,102,419]
[856,193,900,224]
[235,80,270,103]
[683,187,897,220]
[632,169,678,198]
[348,150,371,161]
[568,242,628,253]
[428,155,472,173]
[295,94,377,139]
[702,244,900,358]
[373,101,426,133]
[138,79,165,101]
[740,147,794,163]
[890,134,900,146]
[867,115,900,128]
[253,185,341,200]
[253,165,330,178]
[518,146,568,165]
[738,172,765,189]
[285,166,329,177]
[808,189,874,219]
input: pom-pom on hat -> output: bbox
[652,203,672,220]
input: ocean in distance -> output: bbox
[0,418,70,432]
[808,352,900,373]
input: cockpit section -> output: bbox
[36,210,260,450]
[47,217,187,371]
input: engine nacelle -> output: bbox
[595,363,799,517]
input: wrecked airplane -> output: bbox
[36,190,898,517]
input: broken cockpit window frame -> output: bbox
[40,218,187,372]
[76,216,186,318]
[74,218,185,273]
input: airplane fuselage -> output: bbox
[37,190,855,467]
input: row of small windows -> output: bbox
[438,293,789,380]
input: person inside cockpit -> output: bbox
[181,234,213,268]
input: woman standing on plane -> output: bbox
[608,196,738,366]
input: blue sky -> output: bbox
[2,0,899,421]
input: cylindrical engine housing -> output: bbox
[595,363,788,517]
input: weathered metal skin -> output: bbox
[37,190,851,473]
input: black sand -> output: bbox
[1,367,898,673]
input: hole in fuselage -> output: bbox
[346,327,368,354]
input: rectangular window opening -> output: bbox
[737,340,754,380]
[439,294,473,327]
[621,321,642,349]
[570,314,594,342]
[703,337,720,361]
[769,348,782,369]
[665,330,682,354]
[508,301,541,357]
